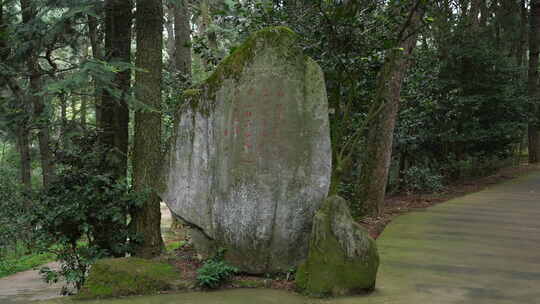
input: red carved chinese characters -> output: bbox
[223,86,289,165]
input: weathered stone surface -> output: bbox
[162,27,331,273]
[296,195,379,297]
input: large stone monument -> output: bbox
[162,27,331,273]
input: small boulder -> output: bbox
[78,257,181,299]
[296,196,379,297]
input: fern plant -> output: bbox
[196,249,238,289]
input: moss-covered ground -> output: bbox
[76,257,181,300]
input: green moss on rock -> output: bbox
[205,26,298,87]
[296,196,379,297]
[77,257,180,300]
[183,26,300,114]
[182,89,202,99]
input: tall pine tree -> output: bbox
[132,0,165,258]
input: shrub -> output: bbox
[401,166,444,194]
[196,260,238,289]
[33,173,144,293]
[196,249,238,289]
[0,161,40,279]
[0,166,33,251]
[31,131,145,294]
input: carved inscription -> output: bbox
[222,83,290,165]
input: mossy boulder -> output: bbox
[162,26,331,273]
[296,196,379,297]
[77,257,181,299]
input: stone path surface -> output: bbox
[0,262,62,304]
[371,170,540,304]
[23,171,540,303]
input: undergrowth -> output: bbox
[0,243,55,278]
[196,248,238,289]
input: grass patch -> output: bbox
[0,240,90,278]
[165,241,185,253]
[0,250,55,278]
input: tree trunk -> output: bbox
[87,14,102,126]
[60,92,68,146]
[3,79,32,194]
[16,128,32,194]
[132,0,164,258]
[81,93,87,128]
[200,0,217,50]
[529,0,540,164]
[517,0,528,67]
[469,0,482,29]
[101,0,132,179]
[92,0,132,257]
[80,40,88,129]
[164,5,176,69]
[174,0,192,82]
[0,2,31,193]
[199,0,217,69]
[356,2,425,217]
[20,0,55,188]
[170,0,192,232]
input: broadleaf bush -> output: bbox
[401,166,444,194]
[30,130,146,293]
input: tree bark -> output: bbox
[356,1,425,217]
[529,0,540,164]
[60,92,68,146]
[132,0,164,258]
[20,0,55,188]
[0,1,31,193]
[15,129,32,194]
[87,14,102,125]
[6,79,33,195]
[164,5,176,69]
[91,0,132,257]
[170,0,192,232]
[199,0,217,68]
[81,93,87,128]
[517,0,528,67]
[2,79,32,193]
[200,0,217,50]
[469,0,482,29]
[101,0,132,179]
[80,40,89,129]
[174,0,192,82]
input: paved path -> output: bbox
[0,262,62,304]
[372,170,540,304]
